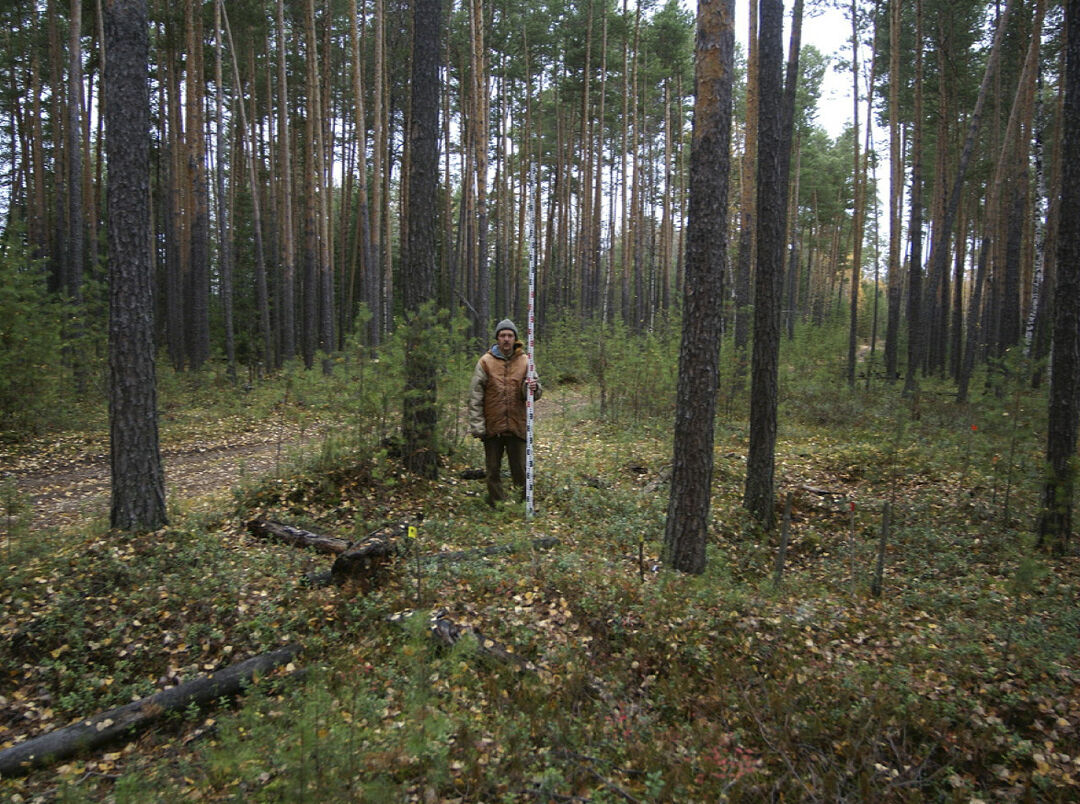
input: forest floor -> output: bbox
[2,376,1079,803]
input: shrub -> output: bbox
[0,239,65,439]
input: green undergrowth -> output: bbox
[2,327,1078,803]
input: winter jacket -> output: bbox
[468,342,542,439]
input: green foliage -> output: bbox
[4,321,1078,803]
[0,242,65,440]
[542,316,679,422]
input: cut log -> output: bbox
[247,517,350,554]
[331,531,561,587]
[306,536,561,588]
[0,644,301,777]
[330,521,411,587]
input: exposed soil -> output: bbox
[7,426,325,533]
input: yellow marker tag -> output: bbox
[408,525,418,539]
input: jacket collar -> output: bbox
[490,342,522,360]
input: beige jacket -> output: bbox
[468,342,541,439]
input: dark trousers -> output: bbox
[483,434,526,504]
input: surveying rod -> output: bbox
[525,169,537,520]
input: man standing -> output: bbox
[468,318,541,506]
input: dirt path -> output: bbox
[6,387,582,535]
[8,427,325,534]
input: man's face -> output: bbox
[497,329,516,354]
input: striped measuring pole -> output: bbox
[525,238,536,520]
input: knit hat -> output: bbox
[494,318,518,338]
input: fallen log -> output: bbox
[247,518,350,555]
[330,521,412,587]
[331,532,561,587]
[0,644,301,778]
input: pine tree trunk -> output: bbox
[184,0,210,370]
[401,0,441,479]
[104,0,167,532]
[349,0,376,347]
[664,0,734,575]
[163,43,185,371]
[902,0,925,398]
[744,0,789,529]
[846,0,862,387]
[1036,0,1080,554]
[276,0,297,362]
[213,0,235,382]
[67,0,84,302]
[883,0,903,383]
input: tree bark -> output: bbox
[213,0,235,382]
[902,0,925,397]
[401,0,441,479]
[104,0,167,532]
[67,0,85,302]
[248,518,351,555]
[663,0,734,574]
[846,0,862,387]
[1036,0,1080,555]
[883,0,902,382]
[744,0,791,529]
[183,0,210,370]
[276,0,297,363]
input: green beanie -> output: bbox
[494,318,518,338]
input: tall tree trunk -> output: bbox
[664,0,734,575]
[734,0,760,360]
[304,0,333,374]
[374,0,392,341]
[67,0,84,302]
[25,4,49,268]
[1036,0,1080,554]
[163,41,185,371]
[48,0,66,296]
[957,238,989,404]
[276,0,297,362]
[213,0,235,382]
[349,0,377,346]
[902,0,924,398]
[1025,70,1049,355]
[184,0,210,370]
[744,0,790,529]
[592,5,609,319]
[221,4,272,373]
[104,0,166,532]
[470,0,490,331]
[846,0,862,387]
[401,0,441,479]
[883,0,903,382]
[302,57,318,371]
[996,0,1043,356]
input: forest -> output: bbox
[0,0,1062,421]
[2,0,1080,800]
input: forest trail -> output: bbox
[5,385,583,535]
[7,425,325,534]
